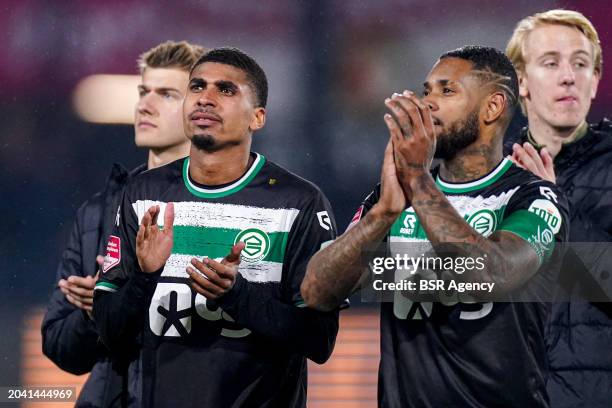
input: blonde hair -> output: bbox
[137,40,206,74]
[506,10,602,114]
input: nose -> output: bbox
[559,61,576,86]
[196,88,217,108]
[137,93,156,116]
[423,96,438,112]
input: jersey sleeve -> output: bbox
[92,186,157,355]
[282,188,338,306]
[345,185,381,231]
[95,187,140,293]
[498,180,570,262]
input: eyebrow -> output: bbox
[216,80,238,92]
[538,49,592,59]
[423,79,453,89]
[188,78,239,92]
[138,84,181,93]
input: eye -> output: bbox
[573,61,588,69]
[442,87,454,94]
[189,83,203,92]
[138,89,147,97]
[422,89,430,97]
[160,91,173,99]
[219,86,235,95]
[543,61,558,68]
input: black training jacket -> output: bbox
[505,120,612,407]
[42,163,146,407]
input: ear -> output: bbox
[482,91,506,125]
[590,69,600,100]
[249,107,266,132]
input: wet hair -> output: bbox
[191,47,268,108]
[137,40,206,74]
[440,45,519,121]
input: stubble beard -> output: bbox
[434,109,480,160]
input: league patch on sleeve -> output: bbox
[103,235,121,273]
[346,205,364,231]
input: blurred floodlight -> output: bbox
[72,75,140,124]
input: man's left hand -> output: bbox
[187,242,246,300]
[384,90,436,198]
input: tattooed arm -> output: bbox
[408,172,541,292]
[384,91,541,293]
[301,140,406,312]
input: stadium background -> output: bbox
[1,1,610,406]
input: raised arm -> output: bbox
[93,200,174,353]
[385,91,561,293]
[301,140,407,311]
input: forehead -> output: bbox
[141,67,189,89]
[524,24,594,60]
[425,57,475,87]
[190,62,249,84]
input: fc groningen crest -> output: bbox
[467,209,497,237]
[234,228,270,262]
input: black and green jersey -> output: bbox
[353,158,569,408]
[94,153,337,408]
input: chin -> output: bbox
[550,114,584,130]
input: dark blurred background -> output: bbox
[2,0,611,390]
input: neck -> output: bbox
[188,142,252,186]
[439,139,502,183]
[527,114,586,159]
[147,142,191,170]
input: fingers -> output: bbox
[186,266,231,299]
[540,148,556,183]
[189,280,218,300]
[508,153,524,169]
[188,258,235,288]
[148,205,160,227]
[136,224,146,247]
[206,258,239,280]
[222,242,245,266]
[59,279,94,309]
[404,91,436,143]
[384,113,402,143]
[512,143,539,176]
[164,202,175,234]
[523,143,546,175]
[385,94,415,138]
[384,91,434,143]
[96,255,104,267]
[65,294,93,311]
[67,275,97,290]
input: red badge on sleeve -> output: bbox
[102,235,121,273]
[346,205,364,231]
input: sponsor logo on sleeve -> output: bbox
[102,235,121,273]
[528,199,562,234]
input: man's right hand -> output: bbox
[374,138,407,219]
[136,203,175,273]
